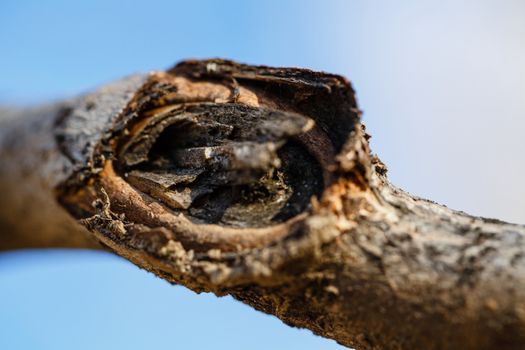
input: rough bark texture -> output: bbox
[1,59,525,350]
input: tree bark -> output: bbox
[1,59,524,350]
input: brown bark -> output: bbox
[1,59,524,349]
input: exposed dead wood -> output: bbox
[1,59,525,350]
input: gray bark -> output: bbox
[1,59,524,349]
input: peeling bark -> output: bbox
[1,59,525,350]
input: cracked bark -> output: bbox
[1,59,524,350]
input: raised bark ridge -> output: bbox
[1,59,524,350]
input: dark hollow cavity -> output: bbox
[120,105,325,228]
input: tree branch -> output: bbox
[1,59,524,349]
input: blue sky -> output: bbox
[1,1,524,349]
